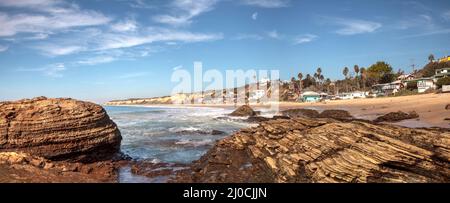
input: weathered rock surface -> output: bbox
[131,161,188,179]
[446,104,450,110]
[0,152,118,183]
[0,97,122,162]
[281,108,319,118]
[229,105,258,117]
[317,109,353,120]
[374,111,419,123]
[175,129,225,135]
[172,118,450,183]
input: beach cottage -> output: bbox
[301,91,321,102]
[416,78,435,93]
[372,80,403,96]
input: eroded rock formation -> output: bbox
[0,152,118,183]
[0,97,122,162]
[374,111,419,123]
[229,105,258,117]
[172,117,450,183]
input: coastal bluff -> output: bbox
[0,97,122,162]
[173,117,450,183]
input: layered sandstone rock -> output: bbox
[173,117,450,183]
[374,111,419,123]
[0,97,122,162]
[0,152,118,183]
[229,105,258,117]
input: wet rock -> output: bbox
[172,118,450,183]
[0,97,122,162]
[229,105,257,117]
[246,116,271,123]
[374,111,419,123]
[281,109,319,118]
[211,130,226,135]
[318,109,353,120]
[131,161,187,178]
[176,129,226,135]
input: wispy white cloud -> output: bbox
[267,30,280,39]
[241,0,289,8]
[443,10,450,21]
[119,72,149,79]
[17,63,66,78]
[293,34,318,44]
[0,1,111,37]
[128,0,155,9]
[398,28,450,39]
[0,45,8,52]
[326,17,382,35]
[153,0,219,26]
[111,19,138,32]
[252,12,258,20]
[35,45,85,56]
[397,14,435,30]
[233,33,264,40]
[76,56,116,66]
[97,28,223,50]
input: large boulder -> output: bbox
[229,105,258,117]
[318,109,353,120]
[374,111,419,123]
[172,118,450,183]
[281,108,319,118]
[0,97,122,162]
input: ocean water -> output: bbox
[104,106,252,182]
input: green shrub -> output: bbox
[436,77,450,88]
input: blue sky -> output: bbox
[0,0,449,102]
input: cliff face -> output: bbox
[0,97,122,162]
[173,117,450,183]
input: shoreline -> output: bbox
[106,93,450,129]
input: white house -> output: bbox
[417,78,435,93]
[372,80,403,95]
[250,90,266,100]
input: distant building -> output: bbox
[300,91,321,102]
[435,68,450,79]
[372,80,403,96]
[438,56,450,63]
[416,78,435,93]
[397,74,415,81]
[250,90,266,100]
[336,91,367,100]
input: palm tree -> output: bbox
[315,67,322,89]
[360,67,366,91]
[343,67,349,92]
[428,54,435,63]
[354,65,360,90]
[245,84,250,105]
[297,72,303,94]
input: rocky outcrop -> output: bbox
[446,104,450,110]
[317,109,353,120]
[0,152,118,183]
[281,108,319,118]
[229,105,258,117]
[0,97,122,162]
[172,117,450,183]
[374,111,419,123]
